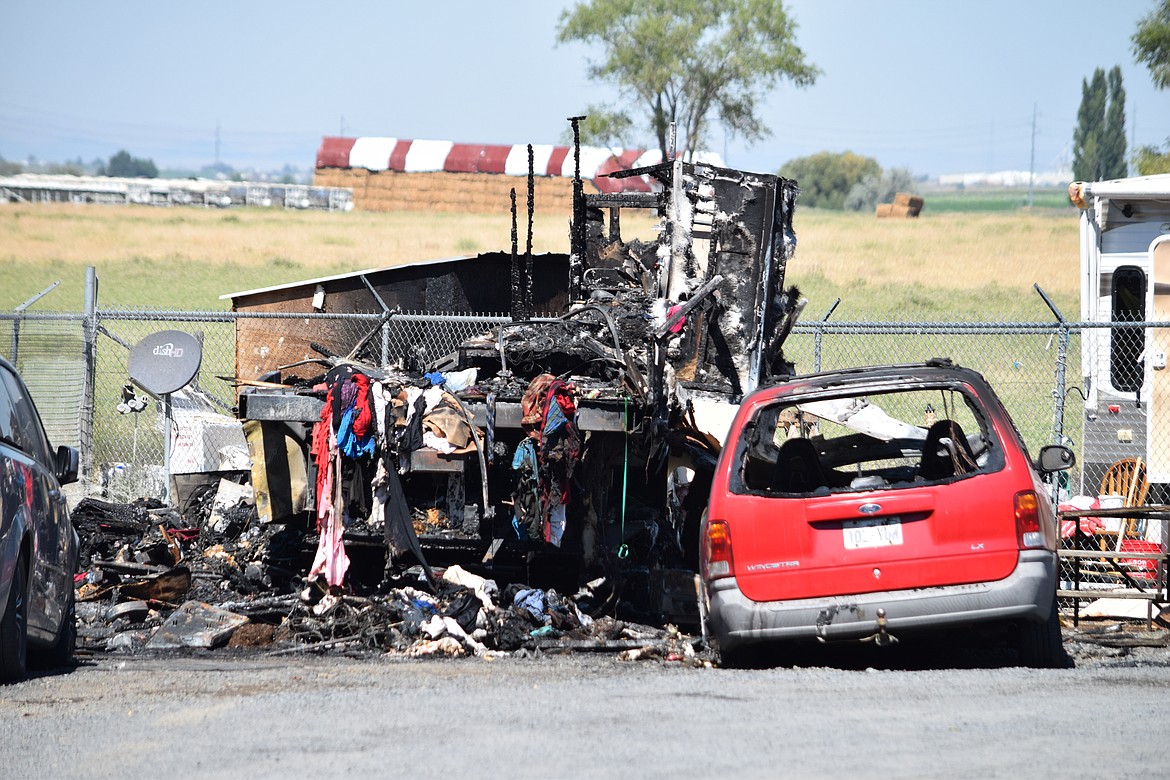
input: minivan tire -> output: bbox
[1018,591,1071,669]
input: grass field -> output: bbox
[919,186,1076,213]
[0,198,1081,320]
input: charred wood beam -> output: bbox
[585,192,663,210]
[526,144,535,315]
[569,116,586,301]
[509,188,526,321]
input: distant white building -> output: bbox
[936,170,1072,188]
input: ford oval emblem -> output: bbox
[858,503,881,515]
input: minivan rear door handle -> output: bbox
[805,492,936,522]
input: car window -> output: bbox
[0,372,16,444]
[734,385,1005,496]
[0,365,52,467]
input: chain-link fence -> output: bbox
[7,311,1169,489]
[0,310,1119,495]
[0,309,510,502]
[2,307,1168,611]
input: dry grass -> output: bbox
[0,202,1080,318]
[796,209,1076,294]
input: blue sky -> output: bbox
[1,1,1167,179]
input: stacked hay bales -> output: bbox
[314,168,582,214]
[314,136,658,216]
[876,192,925,218]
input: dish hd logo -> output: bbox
[152,343,185,358]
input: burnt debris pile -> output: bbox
[78,130,804,665]
[71,493,706,663]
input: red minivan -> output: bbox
[701,360,1074,668]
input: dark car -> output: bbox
[0,356,79,682]
[700,360,1075,668]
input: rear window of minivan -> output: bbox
[732,386,1005,496]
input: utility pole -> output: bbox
[1028,103,1037,208]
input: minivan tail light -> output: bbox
[1014,490,1044,548]
[703,519,734,580]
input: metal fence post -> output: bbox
[381,315,391,366]
[80,267,98,485]
[1053,322,1071,447]
[813,298,840,373]
[1034,284,1070,447]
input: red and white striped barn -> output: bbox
[316,136,664,193]
[312,136,682,214]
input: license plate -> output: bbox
[843,517,903,549]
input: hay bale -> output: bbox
[893,192,924,215]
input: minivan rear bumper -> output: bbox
[706,551,1057,650]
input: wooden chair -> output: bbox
[1099,457,1150,550]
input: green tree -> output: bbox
[556,0,819,160]
[1102,66,1128,178]
[106,149,158,178]
[1073,68,1108,181]
[844,167,914,213]
[1135,144,1170,174]
[1132,2,1170,174]
[0,154,21,176]
[1133,0,1170,89]
[779,151,880,210]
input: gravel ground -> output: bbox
[1,626,1167,780]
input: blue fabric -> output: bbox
[543,398,568,435]
[336,407,375,459]
[424,371,445,386]
[513,588,547,623]
[511,514,529,542]
[511,438,538,471]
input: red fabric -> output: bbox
[1060,515,1104,539]
[351,373,373,438]
[552,381,577,418]
[521,373,555,436]
[1059,497,1103,539]
[311,390,334,525]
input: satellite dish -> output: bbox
[128,330,203,396]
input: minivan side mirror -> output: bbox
[56,445,79,485]
[1035,444,1075,473]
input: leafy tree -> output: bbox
[556,0,819,160]
[0,154,21,176]
[106,149,158,178]
[1132,2,1170,174]
[779,151,880,210]
[1101,66,1128,178]
[1073,68,1108,181]
[45,161,85,176]
[1134,144,1170,174]
[844,167,914,213]
[1133,0,1170,90]
[571,107,635,151]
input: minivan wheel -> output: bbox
[0,557,29,682]
[717,639,770,669]
[1017,592,1071,669]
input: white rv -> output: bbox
[1070,174,1170,494]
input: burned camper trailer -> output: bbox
[225,145,800,623]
